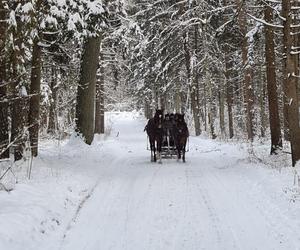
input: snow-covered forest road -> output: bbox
[60,113,300,250]
[1,112,300,250]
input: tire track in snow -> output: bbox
[196,158,297,250]
[89,155,142,250]
[116,156,163,250]
[188,165,239,250]
[171,163,208,250]
[195,165,244,250]
[59,151,128,250]
[153,164,195,250]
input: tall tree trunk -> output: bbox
[225,50,234,138]
[0,0,9,159]
[282,0,300,166]
[259,62,267,138]
[10,8,27,161]
[47,66,57,134]
[191,25,201,135]
[184,30,201,135]
[203,78,207,132]
[183,35,191,99]
[223,0,234,139]
[95,56,105,134]
[11,65,23,161]
[144,100,151,119]
[202,12,216,139]
[282,79,290,140]
[160,94,166,111]
[99,62,105,134]
[28,37,42,157]
[76,36,101,144]
[183,37,194,131]
[11,89,28,161]
[175,79,181,114]
[180,90,186,114]
[219,78,225,137]
[264,5,282,154]
[207,72,216,139]
[237,0,254,141]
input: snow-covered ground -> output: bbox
[1,112,300,250]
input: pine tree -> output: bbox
[282,0,300,166]
[264,4,282,154]
[76,36,102,144]
[0,0,9,158]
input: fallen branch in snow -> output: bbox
[62,181,100,241]
[0,182,13,192]
[0,163,15,192]
[0,163,12,181]
[282,151,292,155]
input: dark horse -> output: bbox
[173,114,189,162]
[145,109,164,163]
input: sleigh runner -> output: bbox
[147,131,177,158]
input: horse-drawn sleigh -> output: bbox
[144,109,189,163]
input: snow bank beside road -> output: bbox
[0,142,95,250]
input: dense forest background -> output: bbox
[1,0,300,167]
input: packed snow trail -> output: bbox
[60,113,300,250]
